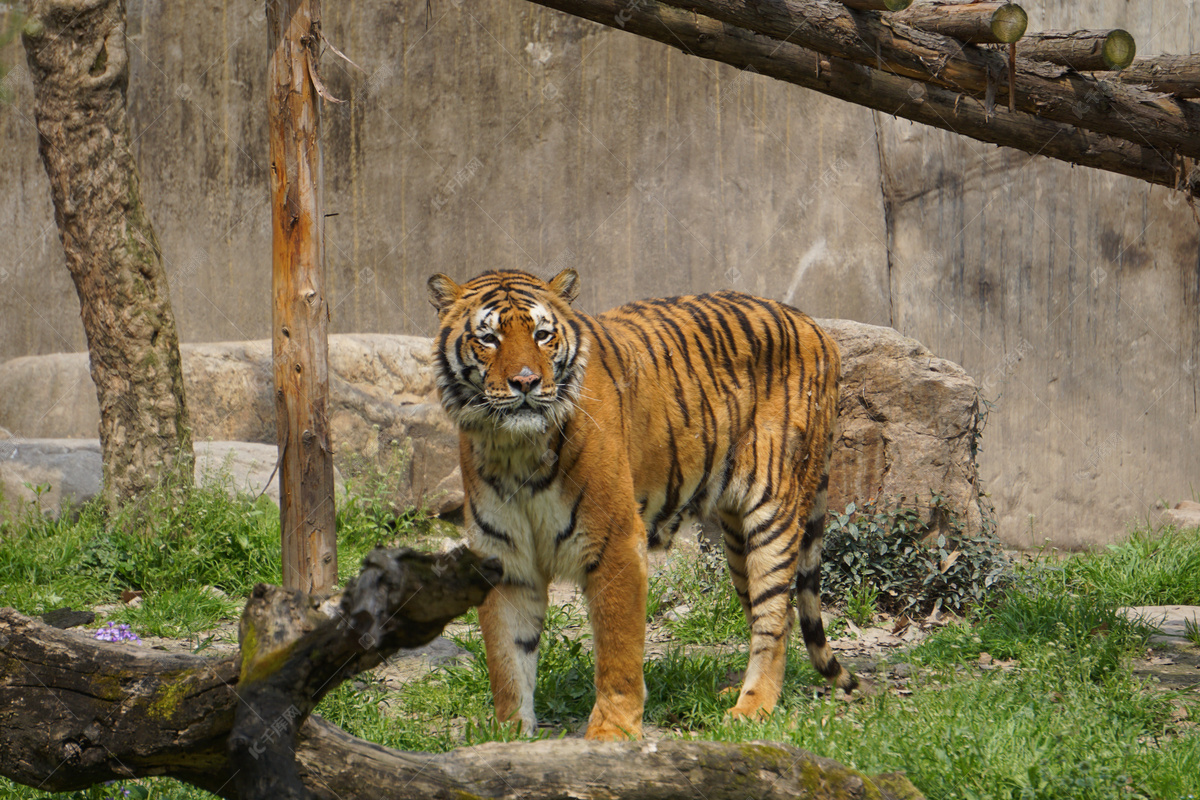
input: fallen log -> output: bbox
[529,0,1199,195]
[1107,54,1200,98]
[892,1,1027,45]
[0,547,924,800]
[1021,29,1137,72]
[640,0,1200,160]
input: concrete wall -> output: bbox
[1,0,1197,548]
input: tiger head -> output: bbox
[427,269,588,436]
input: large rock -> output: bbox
[0,438,344,521]
[0,325,984,528]
[1160,501,1200,530]
[0,335,459,515]
[819,319,986,534]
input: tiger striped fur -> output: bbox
[427,268,857,741]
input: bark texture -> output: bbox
[20,0,193,507]
[530,0,1200,196]
[892,1,1027,44]
[1108,54,1200,98]
[267,0,337,592]
[0,547,924,800]
[1021,30,1137,71]
[650,0,1200,159]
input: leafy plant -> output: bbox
[846,579,878,627]
[822,496,1012,616]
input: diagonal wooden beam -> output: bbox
[648,0,1200,160]
[532,0,1199,195]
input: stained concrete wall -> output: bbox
[0,0,1196,548]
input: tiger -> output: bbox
[427,268,857,741]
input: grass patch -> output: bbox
[1056,526,1200,607]
[2,474,1196,800]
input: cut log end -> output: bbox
[1104,29,1136,71]
[990,4,1028,44]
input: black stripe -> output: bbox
[799,614,827,648]
[556,492,585,545]
[801,515,824,550]
[515,634,541,654]
[796,568,821,598]
[473,515,513,547]
[750,583,790,608]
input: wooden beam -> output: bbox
[1107,54,1200,98]
[651,0,1200,160]
[1021,30,1137,71]
[267,0,338,593]
[893,1,1027,45]
[528,0,1198,196]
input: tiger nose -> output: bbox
[509,367,541,394]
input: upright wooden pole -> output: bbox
[266,0,337,592]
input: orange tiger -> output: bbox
[427,268,857,741]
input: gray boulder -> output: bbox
[0,324,985,528]
[0,439,343,521]
[818,319,987,534]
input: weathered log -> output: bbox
[646,0,1200,160]
[1107,54,1200,98]
[229,547,501,800]
[893,1,1027,44]
[268,0,338,593]
[1021,29,1136,71]
[840,0,912,12]
[529,0,1199,196]
[0,548,924,800]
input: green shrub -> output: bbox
[822,496,1012,615]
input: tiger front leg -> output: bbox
[477,577,549,735]
[582,514,648,741]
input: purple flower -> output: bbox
[95,622,141,644]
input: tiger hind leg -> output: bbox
[725,499,799,720]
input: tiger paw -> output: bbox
[725,699,773,722]
[584,708,642,741]
[584,720,641,741]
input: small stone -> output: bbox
[978,652,993,666]
[890,662,913,679]
[664,604,692,623]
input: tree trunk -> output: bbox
[647,0,1200,160]
[21,0,193,508]
[0,548,924,800]
[529,0,1199,196]
[267,0,337,593]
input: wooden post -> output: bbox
[266,0,337,592]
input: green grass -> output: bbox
[1056,525,1200,607]
[2,493,1198,800]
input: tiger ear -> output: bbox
[427,274,462,314]
[548,269,580,304]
